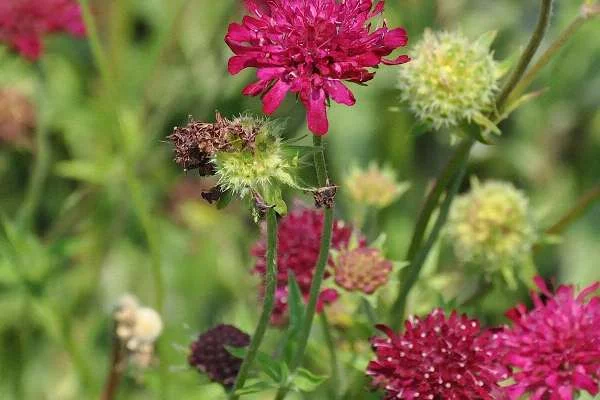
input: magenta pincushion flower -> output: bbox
[225,0,409,135]
[0,0,85,61]
[367,309,506,399]
[252,207,364,325]
[498,277,600,400]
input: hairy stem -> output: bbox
[274,135,335,400]
[496,0,554,109]
[230,208,278,399]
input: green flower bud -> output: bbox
[398,30,500,130]
[446,180,536,273]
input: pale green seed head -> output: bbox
[344,162,410,209]
[446,180,536,271]
[398,30,500,130]
[213,117,298,214]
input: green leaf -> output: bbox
[224,345,247,359]
[476,30,498,49]
[216,190,233,210]
[234,380,276,396]
[287,271,305,332]
[291,368,328,392]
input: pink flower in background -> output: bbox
[367,309,507,399]
[252,207,364,325]
[226,0,409,135]
[0,0,85,61]
[498,277,600,400]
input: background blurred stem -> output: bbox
[78,1,168,398]
[230,208,278,399]
[100,332,125,400]
[274,135,334,400]
[509,5,599,102]
[496,0,554,110]
[17,63,50,231]
[533,184,600,253]
[319,312,340,399]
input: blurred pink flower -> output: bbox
[499,277,600,400]
[0,0,85,60]
[367,309,507,399]
[252,207,364,325]
[225,0,409,135]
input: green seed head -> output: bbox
[398,30,500,130]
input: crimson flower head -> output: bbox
[367,309,507,399]
[0,0,85,61]
[226,0,409,135]
[252,207,364,325]
[498,277,600,400]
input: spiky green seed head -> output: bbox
[446,180,536,273]
[398,30,500,130]
[213,117,298,215]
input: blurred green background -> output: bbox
[0,0,599,399]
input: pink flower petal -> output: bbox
[325,80,356,106]
[262,80,290,114]
[306,88,328,135]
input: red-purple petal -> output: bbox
[306,88,328,135]
[325,80,356,106]
[262,80,290,114]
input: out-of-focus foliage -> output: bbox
[0,0,598,399]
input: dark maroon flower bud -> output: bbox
[188,324,251,387]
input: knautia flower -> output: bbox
[367,309,507,399]
[113,295,163,368]
[168,113,299,215]
[398,30,500,130]
[188,324,251,387]
[333,247,393,295]
[0,0,85,60]
[344,163,410,209]
[446,179,535,277]
[498,277,600,399]
[252,207,365,325]
[0,87,35,148]
[226,0,410,135]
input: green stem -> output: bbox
[496,0,554,110]
[78,2,168,397]
[391,164,467,328]
[274,135,335,400]
[17,63,50,231]
[230,208,278,399]
[533,185,600,253]
[319,312,340,399]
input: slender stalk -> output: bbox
[78,2,168,397]
[17,63,50,231]
[391,166,467,328]
[319,312,340,399]
[274,135,335,400]
[230,208,278,399]
[533,185,600,253]
[100,334,126,400]
[496,0,554,110]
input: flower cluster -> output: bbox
[333,247,393,295]
[188,324,251,387]
[168,113,298,214]
[497,277,600,399]
[0,87,35,148]
[446,180,535,273]
[0,0,85,60]
[398,30,499,130]
[367,309,506,399]
[344,163,410,209]
[113,295,163,368]
[252,207,364,325]
[226,0,409,135]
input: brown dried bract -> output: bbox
[313,185,337,209]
